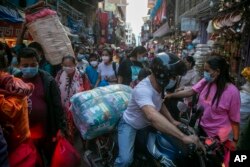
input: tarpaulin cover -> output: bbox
[0,5,23,23]
[8,0,39,7]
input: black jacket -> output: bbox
[15,70,66,138]
[0,126,8,167]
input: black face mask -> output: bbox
[156,78,169,99]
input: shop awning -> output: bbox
[0,5,23,23]
[153,21,170,38]
[179,0,209,18]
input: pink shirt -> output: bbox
[192,79,240,142]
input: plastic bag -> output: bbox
[9,139,42,167]
[51,132,80,167]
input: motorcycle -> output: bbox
[82,103,226,167]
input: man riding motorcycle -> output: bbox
[114,52,199,167]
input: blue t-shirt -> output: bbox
[85,65,98,88]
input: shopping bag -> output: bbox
[8,139,42,167]
[51,131,81,167]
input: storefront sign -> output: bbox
[0,21,22,38]
[181,18,199,31]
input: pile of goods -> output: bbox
[70,84,132,140]
[193,44,212,76]
[240,67,250,132]
[26,7,74,65]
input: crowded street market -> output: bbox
[0,0,250,167]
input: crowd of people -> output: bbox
[0,34,154,166]
[0,27,248,167]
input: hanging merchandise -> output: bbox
[150,0,163,19]
[154,0,167,25]
[193,44,212,76]
[99,11,109,43]
[206,20,214,33]
[208,0,250,84]
[67,16,82,34]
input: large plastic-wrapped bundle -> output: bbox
[70,85,132,140]
[27,10,74,65]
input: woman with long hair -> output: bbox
[166,56,240,144]
[55,56,91,142]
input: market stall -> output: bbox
[0,5,26,47]
[201,0,250,84]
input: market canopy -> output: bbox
[0,5,23,23]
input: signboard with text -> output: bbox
[0,21,22,38]
[0,21,31,40]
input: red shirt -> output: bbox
[23,74,48,140]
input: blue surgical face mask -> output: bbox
[138,57,148,63]
[203,71,214,83]
[165,79,177,90]
[21,66,39,78]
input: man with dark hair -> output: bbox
[114,53,197,167]
[117,46,147,86]
[15,47,66,165]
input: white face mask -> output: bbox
[90,61,98,67]
[102,56,110,63]
[63,66,75,74]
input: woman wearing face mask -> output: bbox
[166,56,240,150]
[55,56,91,142]
[117,46,147,86]
[168,56,201,119]
[85,53,99,88]
[176,56,200,91]
[95,48,118,87]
